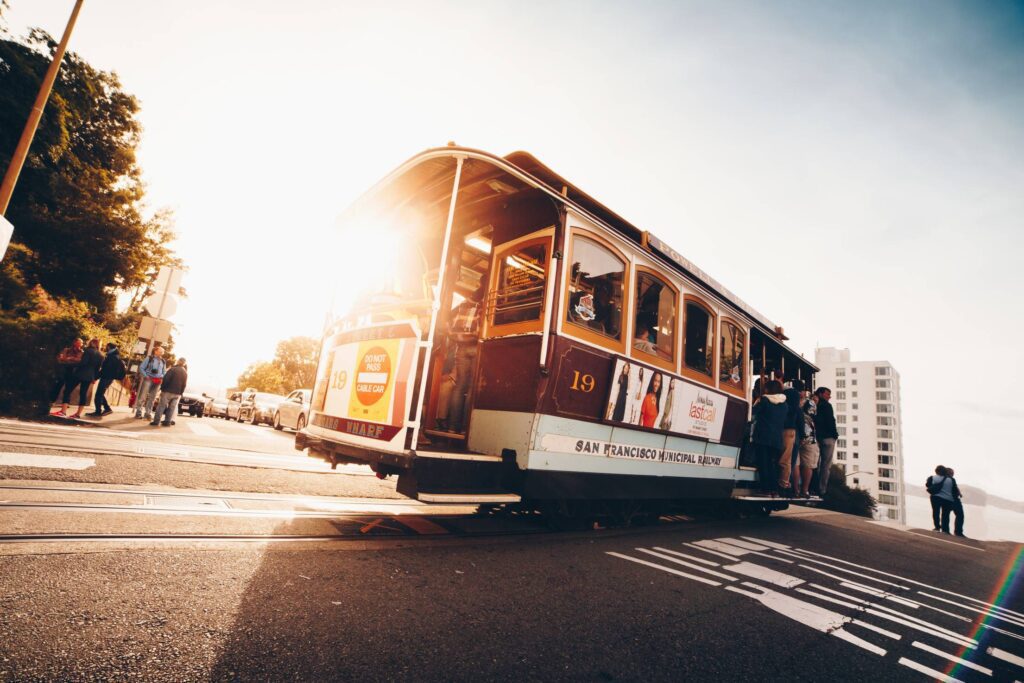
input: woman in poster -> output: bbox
[629,367,644,423]
[609,362,630,422]
[659,377,676,431]
[639,371,663,428]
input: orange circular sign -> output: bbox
[355,346,391,406]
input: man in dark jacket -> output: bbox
[814,386,839,495]
[88,343,126,418]
[68,339,104,419]
[782,379,806,493]
[151,358,188,426]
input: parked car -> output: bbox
[225,391,249,421]
[273,389,311,431]
[204,396,229,418]
[178,393,206,417]
[237,392,287,426]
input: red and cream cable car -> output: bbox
[296,146,816,520]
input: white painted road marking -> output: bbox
[636,549,737,581]
[913,641,992,676]
[0,453,94,470]
[989,646,1024,668]
[724,561,803,588]
[606,552,722,586]
[186,421,220,437]
[650,546,720,566]
[898,657,964,682]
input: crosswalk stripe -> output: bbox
[0,453,95,470]
[186,421,220,437]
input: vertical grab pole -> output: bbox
[538,247,559,371]
[409,155,465,449]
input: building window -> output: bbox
[853,440,859,446]
[878,467,894,478]
[837,415,847,424]
[835,379,846,388]
[876,391,891,401]
[879,481,896,492]
[836,391,846,400]
[878,455,894,465]
[875,367,890,376]
[852,403,858,410]
[837,403,847,412]
[887,509,899,520]
[877,416,895,426]
[878,442,892,452]
[853,452,859,459]
[682,298,715,379]
[876,379,892,388]
[851,367,857,374]
[566,235,626,346]
[852,478,860,486]
[837,451,846,460]
[852,415,858,422]
[719,319,745,392]
[877,404,893,413]
[632,270,676,366]
[879,494,898,506]
[852,427,858,434]
[851,379,858,386]
[837,427,846,436]
[836,368,846,377]
[878,429,893,439]
[852,391,858,398]
[837,439,846,448]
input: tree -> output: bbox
[0,29,181,314]
[822,464,878,518]
[236,362,287,395]
[273,336,319,390]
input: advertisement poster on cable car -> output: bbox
[310,321,418,447]
[604,358,728,441]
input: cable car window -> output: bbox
[566,236,624,341]
[491,240,548,328]
[683,300,714,377]
[632,271,675,364]
[720,320,744,389]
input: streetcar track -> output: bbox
[0,501,466,518]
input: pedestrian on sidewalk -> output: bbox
[134,346,166,420]
[67,339,103,419]
[49,338,84,416]
[946,467,966,537]
[813,386,838,496]
[151,357,187,426]
[88,343,126,417]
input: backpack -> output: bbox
[111,357,127,381]
[926,476,946,495]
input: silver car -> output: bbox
[238,392,287,426]
[273,389,311,431]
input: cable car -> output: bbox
[296,146,817,523]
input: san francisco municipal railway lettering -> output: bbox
[540,434,733,468]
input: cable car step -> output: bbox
[422,429,466,441]
[417,492,522,504]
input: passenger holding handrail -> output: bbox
[751,380,788,495]
[445,280,487,435]
[782,379,806,494]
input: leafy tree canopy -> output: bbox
[273,336,319,390]
[236,361,287,395]
[0,27,180,314]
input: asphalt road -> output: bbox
[0,417,1021,681]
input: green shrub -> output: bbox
[0,314,87,416]
[822,464,878,518]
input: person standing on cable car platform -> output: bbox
[446,280,486,435]
[751,380,788,495]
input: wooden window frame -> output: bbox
[629,266,678,374]
[718,316,746,399]
[680,295,717,387]
[561,229,630,356]
[482,231,553,339]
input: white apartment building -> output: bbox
[814,347,906,524]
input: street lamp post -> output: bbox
[0,0,85,216]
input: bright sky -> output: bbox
[4,1,1023,498]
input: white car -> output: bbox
[273,389,311,431]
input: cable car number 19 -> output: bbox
[569,370,595,393]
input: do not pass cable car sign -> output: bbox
[312,322,418,449]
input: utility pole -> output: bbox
[0,0,85,215]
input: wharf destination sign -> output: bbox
[540,434,735,468]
